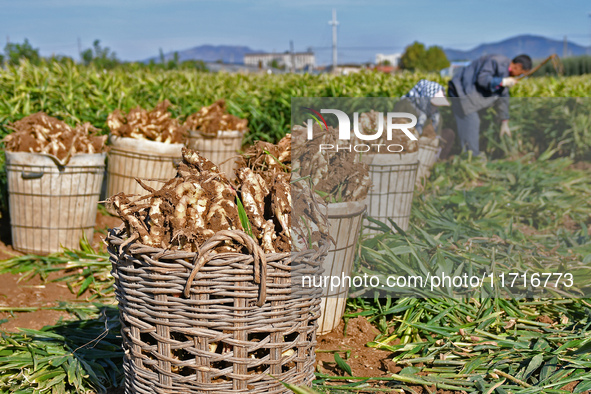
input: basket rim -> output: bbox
[188,129,245,139]
[418,143,440,152]
[107,226,330,306]
[5,151,107,168]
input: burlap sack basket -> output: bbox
[416,137,439,180]
[107,135,184,197]
[186,130,243,178]
[318,199,367,335]
[108,227,327,394]
[363,151,419,234]
[5,151,105,254]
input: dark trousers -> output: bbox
[454,111,480,156]
[448,81,481,156]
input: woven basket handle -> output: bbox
[183,230,268,306]
[21,171,44,180]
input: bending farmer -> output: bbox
[394,79,455,160]
[447,54,532,156]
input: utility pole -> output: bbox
[563,35,568,58]
[290,40,295,73]
[329,9,339,74]
[588,13,591,55]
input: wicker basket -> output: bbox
[318,199,367,335]
[364,152,419,234]
[108,228,326,394]
[186,130,243,178]
[107,135,184,197]
[5,151,105,254]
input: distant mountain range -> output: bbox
[146,35,590,65]
[444,35,589,61]
[147,45,264,64]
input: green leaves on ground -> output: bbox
[321,154,591,392]
[334,353,352,376]
[0,306,123,394]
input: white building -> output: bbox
[244,52,315,70]
[375,53,401,67]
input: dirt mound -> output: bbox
[317,316,394,378]
[4,112,107,161]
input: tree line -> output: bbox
[0,39,207,71]
[1,38,450,73]
[6,38,591,76]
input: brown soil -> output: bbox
[514,215,580,237]
[536,315,555,325]
[0,272,81,331]
[560,381,582,393]
[0,209,121,332]
[315,316,587,394]
[316,316,394,378]
[316,316,438,393]
[514,223,550,237]
[571,161,591,172]
[560,214,580,232]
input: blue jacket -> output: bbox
[449,54,510,119]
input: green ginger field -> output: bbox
[0,62,590,393]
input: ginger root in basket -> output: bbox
[356,110,419,153]
[110,137,328,254]
[110,151,240,251]
[237,134,328,252]
[292,123,371,203]
[4,112,107,161]
[184,99,248,136]
[108,100,187,143]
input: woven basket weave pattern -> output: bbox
[108,228,325,394]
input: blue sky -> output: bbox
[1,0,590,64]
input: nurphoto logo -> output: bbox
[303,107,418,153]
